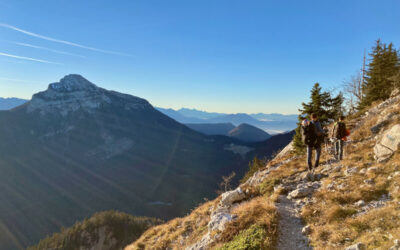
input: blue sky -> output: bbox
[0,0,399,114]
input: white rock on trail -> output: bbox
[287,180,321,200]
[332,165,343,172]
[363,178,374,185]
[367,167,378,173]
[302,225,311,235]
[355,200,365,207]
[389,239,400,250]
[345,242,366,250]
[345,167,358,176]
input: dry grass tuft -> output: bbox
[326,206,357,222]
[218,197,278,245]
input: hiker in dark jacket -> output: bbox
[331,115,347,161]
[302,113,324,172]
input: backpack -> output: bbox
[333,122,346,139]
[301,122,317,146]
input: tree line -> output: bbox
[293,39,400,153]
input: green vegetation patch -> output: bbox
[219,224,272,250]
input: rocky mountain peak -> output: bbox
[27,74,152,116]
[48,74,97,92]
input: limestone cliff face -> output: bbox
[27,74,151,116]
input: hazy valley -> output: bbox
[0,75,292,249]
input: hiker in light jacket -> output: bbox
[331,115,347,161]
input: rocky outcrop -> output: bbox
[365,93,400,118]
[371,112,399,135]
[208,209,233,232]
[186,187,247,250]
[374,124,400,162]
[220,187,246,206]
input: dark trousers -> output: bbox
[335,139,344,160]
[307,144,321,170]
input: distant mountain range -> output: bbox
[0,97,27,110]
[186,123,271,142]
[1,98,297,134]
[0,75,293,249]
[177,108,222,119]
[156,107,297,134]
[185,123,236,136]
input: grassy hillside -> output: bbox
[125,92,400,249]
[29,211,162,250]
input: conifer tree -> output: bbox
[360,40,400,108]
[389,70,400,91]
[292,83,340,154]
[298,83,333,125]
[329,92,344,119]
